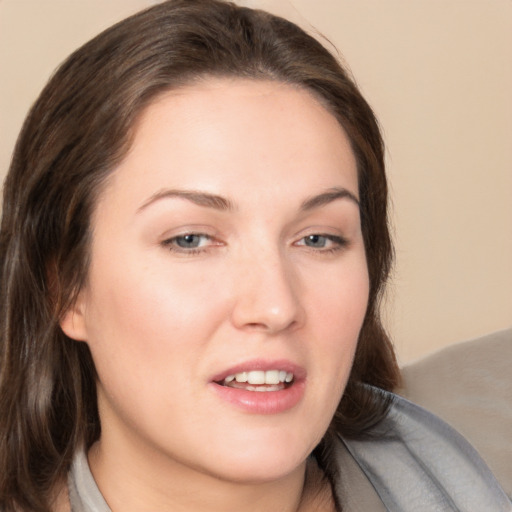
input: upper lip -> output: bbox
[210,359,307,383]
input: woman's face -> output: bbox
[62,79,369,484]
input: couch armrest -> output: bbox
[399,328,512,498]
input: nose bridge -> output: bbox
[231,243,304,333]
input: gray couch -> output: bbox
[399,328,512,498]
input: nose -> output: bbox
[230,250,305,334]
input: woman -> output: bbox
[0,1,509,511]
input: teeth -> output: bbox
[264,370,280,385]
[248,370,265,384]
[224,370,293,385]
[248,384,282,392]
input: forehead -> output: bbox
[135,78,349,149]
[96,78,358,212]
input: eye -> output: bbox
[162,233,215,253]
[173,234,209,249]
[303,234,329,248]
[295,234,348,252]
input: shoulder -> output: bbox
[338,388,512,511]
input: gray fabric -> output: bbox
[332,440,386,511]
[68,450,111,512]
[342,390,512,511]
[68,391,511,511]
[400,327,512,498]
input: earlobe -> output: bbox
[60,293,88,342]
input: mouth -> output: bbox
[209,360,306,413]
[215,369,295,392]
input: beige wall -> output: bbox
[1,0,510,363]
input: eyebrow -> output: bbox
[138,189,235,212]
[138,186,359,214]
[300,187,360,211]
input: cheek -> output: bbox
[80,264,227,432]
[306,256,369,375]
[81,249,239,395]
[311,255,369,332]
[293,258,368,442]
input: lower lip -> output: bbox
[209,380,306,414]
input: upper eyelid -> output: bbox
[161,230,347,242]
[294,233,347,245]
[165,232,211,240]
[163,233,214,244]
[160,226,217,241]
[292,226,348,241]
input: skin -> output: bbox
[61,78,369,511]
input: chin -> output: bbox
[197,427,320,484]
[210,454,307,484]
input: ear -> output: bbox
[60,291,88,342]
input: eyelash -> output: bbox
[293,234,348,254]
[161,232,348,255]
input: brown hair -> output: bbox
[0,1,399,509]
